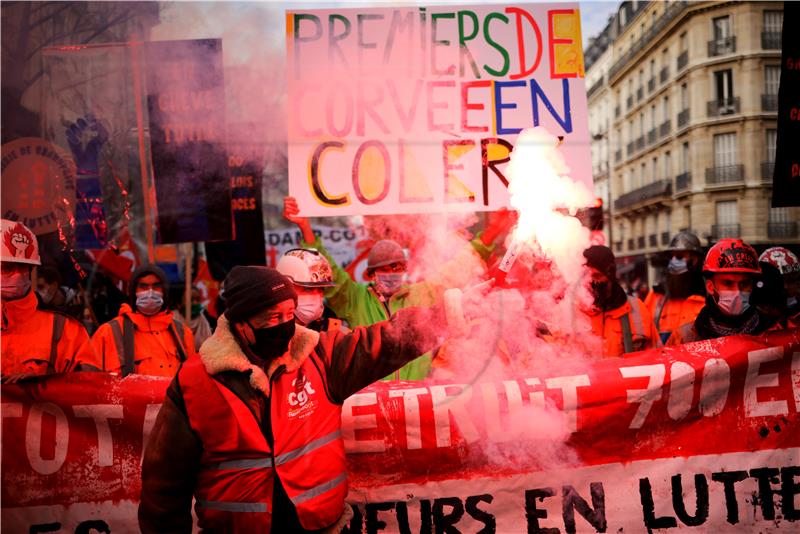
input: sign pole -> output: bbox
[130,41,155,264]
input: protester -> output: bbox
[758,246,800,325]
[90,264,195,376]
[36,264,85,320]
[752,262,790,328]
[644,231,706,344]
[276,247,345,333]
[1,219,96,382]
[668,238,775,345]
[174,285,213,351]
[139,266,448,533]
[283,196,509,380]
[582,245,658,357]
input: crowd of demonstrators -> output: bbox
[758,246,800,327]
[0,219,96,382]
[173,285,214,351]
[282,196,514,380]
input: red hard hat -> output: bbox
[703,238,760,275]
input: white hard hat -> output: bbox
[1,219,41,266]
[276,248,336,287]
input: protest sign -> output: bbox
[287,4,591,216]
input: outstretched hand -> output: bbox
[283,196,315,244]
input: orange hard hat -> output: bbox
[702,238,760,275]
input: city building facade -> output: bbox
[586,0,794,289]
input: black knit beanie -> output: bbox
[223,266,297,323]
[583,245,617,280]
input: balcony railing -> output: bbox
[587,79,604,99]
[614,179,673,210]
[637,236,646,249]
[706,164,744,185]
[615,149,622,163]
[677,108,690,128]
[661,232,670,245]
[648,77,656,93]
[627,95,634,110]
[660,67,669,83]
[648,234,658,247]
[659,120,671,138]
[711,224,741,239]
[762,94,778,112]
[676,171,691,192]
[708,36,736,57]
[762,162,775,182]
[615,105,621,118]
[637,87,644,102]
[762,31,781,50]
[627,238,635,250]
[608,1,689,80]
[647,128,657,145]
[636,136,645,151]
[627,142,635,156]
[677,51,688,71]
[768,222,798,239]
[707,97,740,117]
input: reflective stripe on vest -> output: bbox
[205,458,273,470]
[290,472,347,506]
[620,297,647,354]
[274,430,341,466]
[197,500,268,513]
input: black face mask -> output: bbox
[246,319,295,361]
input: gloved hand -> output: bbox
[66,114,108,176]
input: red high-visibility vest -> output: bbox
[179,355,348,531]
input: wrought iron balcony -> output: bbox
[660,67,669,84]
[659,120,671,138]
[762,162,775,182]
[707,97,740,117]
[647,128,657,145]
[614,179,673,210]
[677,51,688,71]
[627,142,635,156]
[661,232,670,245]
[708,36,736,57]
[627,95,634,110]
[636,136,645,151]
[676,171,691,192]
[677,108,690,128]
[762,94,778,112]
[711,224,741,239]
[768,222,798,239]
[637,87,644,102]
[705,164,744,185]
[762,31,781,50]
[648,77,656,93]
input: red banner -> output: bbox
[2,329,799,532]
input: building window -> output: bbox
[716,201,736,223]
[652,157,658,182]
[713,16,731,41]
[684,206,691,230]
[682,142,690,172]
[767,129,777,163]
[680,83,688,109]
[763,11,783,33]
[640,163,646,189]
[765,65,780,95]
[663,96,670,122]
[714,69,734,101]
[769,204,790,224]
[713,133,737,167]
[680,32,688,52]
[664,151,672,178]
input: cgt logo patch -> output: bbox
[3,222,35,259]
[287,374,317,419]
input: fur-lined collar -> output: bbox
[198,315,319,396]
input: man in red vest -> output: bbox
[139,266,448,533]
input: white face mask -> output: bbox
[136,289,164,316]
[1,270,32,301]
[715,289,750,316]
[295,294,324,325]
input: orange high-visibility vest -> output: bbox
[179,355,347,532]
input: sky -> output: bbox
[578,1,618,49]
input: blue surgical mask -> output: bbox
[375,273,404,297]
[667,257,689,275]
[788,296,798,309]
[136,289,164,316]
